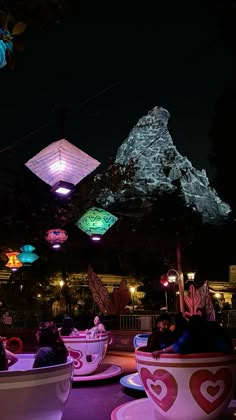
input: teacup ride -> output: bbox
[120,333,150,392]
[62,331,122,382]
[0,353,73,420]
[113,347,236,420]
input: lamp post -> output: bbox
[129,286,135,312]
[167,269,196,313]
[160,275,169,312]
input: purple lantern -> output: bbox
[25,139,100,195]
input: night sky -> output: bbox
[0,1,234,178]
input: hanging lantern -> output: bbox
[0,22,26,70]
[17,245,39,266]
[0,30,13,69]
[5,252,22,272]
[25,139,100,195]
[76,207,118,241]
[45,228,68,248]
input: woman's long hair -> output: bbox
[36,322,67,362]
[60,317,74,336]
[0,339,7,371]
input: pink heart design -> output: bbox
[140,368,178,412]
[68,347,83,369]
[189,368,232,414]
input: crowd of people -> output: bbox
[0,314,106,371]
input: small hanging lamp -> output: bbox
[17,245,39,266]
[45,228,68,248]
[0,33,13,69]
[5,252,23,272]
[76,207,118,241]
[25,139,100,195]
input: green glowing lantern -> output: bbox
[76,207,118,241]
[17,245,39,266]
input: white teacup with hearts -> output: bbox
[135,348,236,420]
[62,332,110,376]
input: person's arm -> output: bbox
[152,331,189,359]
[152,344,174,359]
[98,323,106,333]
[5,349,18,367]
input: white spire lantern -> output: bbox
[25,139,100,195]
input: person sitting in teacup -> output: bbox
[152,315,233,359]
[147,314,175,352]
[33,321,67,368]
[85,315,106,338]
[0,337,18,370]
[59,317,80,337]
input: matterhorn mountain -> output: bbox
[98,106,230,224]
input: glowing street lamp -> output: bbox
[167,269,196,313]
[129,286,136,312]
[59,280,65,288]
[25,139,100,196]
[187,272,196,281]
[160,274,169,312]
[167,270,177,284]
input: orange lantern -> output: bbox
[5,252,23,271]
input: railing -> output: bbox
[2,310,236,331]
[222,310,236,329]
[120,314,157,330]
[0,311,45,329]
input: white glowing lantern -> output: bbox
[25,139,100,195]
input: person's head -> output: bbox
[36,321,61,348]
[94,315,101,326]
[156,314,171,332]
[60,317,74,336]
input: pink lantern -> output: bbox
[45,229,68,249]
[25,139,100,195]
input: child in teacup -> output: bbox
[146,314,175,352]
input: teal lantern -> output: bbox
[76,207,118,241]
[0,29,13,69]
[17,245,39,266]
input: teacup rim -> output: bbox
[135,347,236,359]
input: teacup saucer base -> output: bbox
[73,363,122,382]
[111,398,236,420]
[120,372,144,391]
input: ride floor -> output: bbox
[62,351,141,420]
